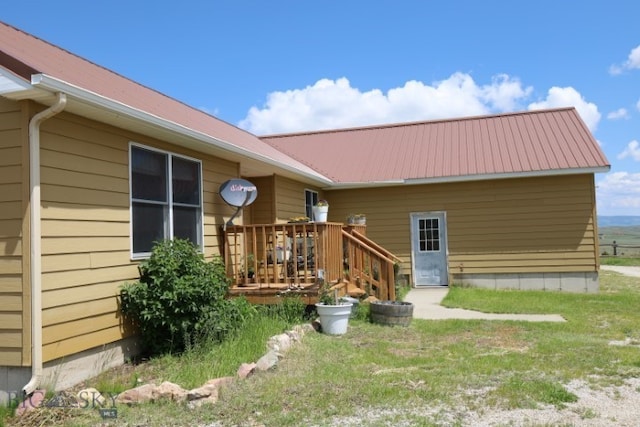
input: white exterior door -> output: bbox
[410,212,448,287]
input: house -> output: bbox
[259,109,610,292]
[0,21,609,396]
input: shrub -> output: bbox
[120,238,248,355]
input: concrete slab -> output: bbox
[601,265,640,278]
[404,287,565,322]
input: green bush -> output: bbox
[120,238,249,355]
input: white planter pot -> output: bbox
[315,303,352,335]
[312,206,329,222]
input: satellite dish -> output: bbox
[219,179,258,228]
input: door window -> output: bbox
[418,218,440,252]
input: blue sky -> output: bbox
[3,1,640,216]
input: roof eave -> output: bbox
[0,67,49,100]
[29,74,333,186]
[327,166,612,190]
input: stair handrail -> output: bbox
[349,229,402,263]
[342,229,397,300]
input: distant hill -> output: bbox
[598,216,640,227]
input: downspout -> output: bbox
[23,93,67,396]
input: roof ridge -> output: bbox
[259,107,577,139]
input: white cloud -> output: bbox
[609,44,640,75]
[618,140,640,161]
[627,45,640,69]
[238,73,533,134]
[597,172,640,195]
[596,171,640,215]
[527,86,601,132]
[607,108,629,120]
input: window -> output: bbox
[305,189,318,219]
[130,144,202,257]
[418,218,440,252]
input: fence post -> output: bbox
[613,240,617,256]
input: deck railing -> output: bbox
[342,228,401,301]
[224,222,402,302]
[224,222,344,288]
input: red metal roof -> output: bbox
[0,21,320,178]
[0,22,609,188]
[260,108,610,185]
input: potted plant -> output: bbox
[288,216,310,223]
[315,279,352,335]
[312,199,329,222]
[239,253,256,281]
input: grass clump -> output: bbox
[493,376,578,409]
[601,256,640,266]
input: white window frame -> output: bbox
[129,142,204,259]
[304,189,319,219]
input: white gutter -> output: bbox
[23,92,67,396]
[327,166,611,190]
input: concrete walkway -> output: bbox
[600,265,640,277]
[404,287,566,322]
[404,266,640,322]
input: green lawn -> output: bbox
[6,270,640,426]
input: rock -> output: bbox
[116,383,157,405]
[286,330,301,342]
[15,389,46,416]
[187,377,233,406]
[267,333,292,352]
[237,362,257,379]
[156,381,187,402]
[256,350,281,371]
[298,323,317,334]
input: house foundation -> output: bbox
[0,336,140,403]
[40,336,141,392]
[453,272,599,293]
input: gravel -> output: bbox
[309,377,640,426]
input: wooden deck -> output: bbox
[223,222,399,304]
[227,281,321,305]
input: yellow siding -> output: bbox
[273,175,323,223]
[37,111,238,363]
[244,175,275,224]
[327,174,598,280]
[43,325,126,362]
[0,98,25,366]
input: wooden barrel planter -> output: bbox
[370,301,414,327]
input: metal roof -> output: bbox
[0,21,330,184]
[260,108,610,187]
[1,21,609,190]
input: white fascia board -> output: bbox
[30,74,333,185]
[327,166,611,190]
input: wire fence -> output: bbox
[600,241,640,256]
